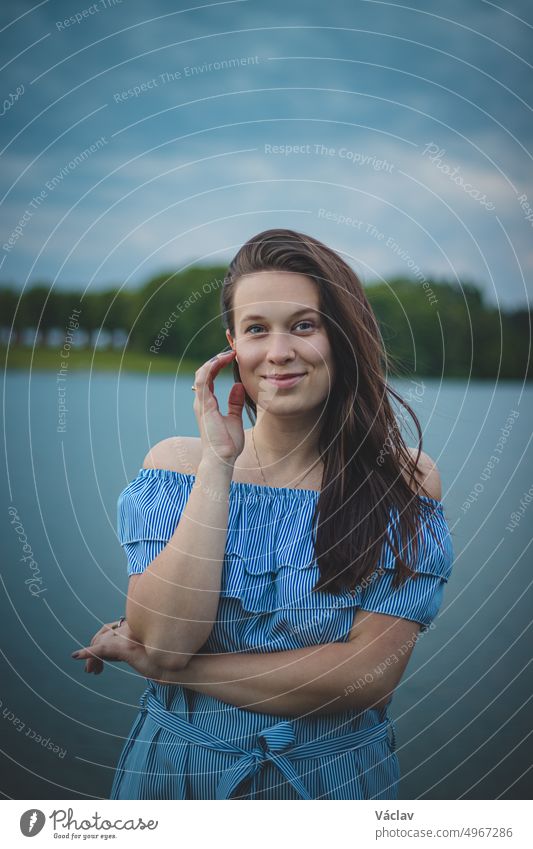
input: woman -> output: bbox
[72,229,454,799]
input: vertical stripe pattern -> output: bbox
[110,468,454,800]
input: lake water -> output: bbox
[1,371,532,799]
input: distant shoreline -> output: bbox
[2,346,529,380]
[1,346,200,374]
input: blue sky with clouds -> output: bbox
[1,0,532,307]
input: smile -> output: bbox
[262,374,306,388]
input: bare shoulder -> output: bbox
[404,447,442,501]
[142,436,202,474]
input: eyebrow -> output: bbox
[239,308,320,326]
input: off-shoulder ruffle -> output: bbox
[117,467,453,635]
[118,469,195,544]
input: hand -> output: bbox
[193,350,246,464]
[71,620,151,677]
[71,621,196,685]
[79,619,124,674]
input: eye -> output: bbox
[244,320,316,334]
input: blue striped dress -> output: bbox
[110,468,454,800]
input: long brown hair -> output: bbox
[220,228,440,595]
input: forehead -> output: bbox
[232,271,319,316]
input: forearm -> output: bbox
[127,453,233,669]
[147,641,395,716]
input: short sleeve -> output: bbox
[358,500,455,633]
[117,468,194,576]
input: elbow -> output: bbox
[367,691,394,712]
[342,680,395,713]
[357,683,395,712]
[144,644,193,672]
[141,625,212,671]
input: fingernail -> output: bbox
[71,651,80,658]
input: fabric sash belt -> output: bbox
[140,690,395,800]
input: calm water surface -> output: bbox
[1,371,531,799]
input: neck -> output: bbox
[247,409,323,478]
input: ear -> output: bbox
[226,328,237,359]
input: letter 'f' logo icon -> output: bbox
[20,810,46,836]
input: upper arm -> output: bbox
[346,609,422,708]
[405,448,442,501]
[342,453,448,706]
[125,574,143,621]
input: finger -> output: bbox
[90,630,105,647]
[89,661,104,674]
[193,350,236,397]
[90,622,117,646]
[201,352,233,399]
[227,382,246,418]
[85,657,104,674]
[72,647,96,660]
[73,645,110,662]
[198,350,235,382]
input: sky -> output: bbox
[1,0,532,308]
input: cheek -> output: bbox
[308,337,333,367]
[312,342,335,384]
[234,343,261,370]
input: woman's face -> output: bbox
[226,271,335,415]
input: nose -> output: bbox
[265,331,296,363]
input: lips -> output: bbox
[262,373,306,388]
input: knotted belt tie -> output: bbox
[140,690,395,800]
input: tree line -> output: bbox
[0,267,530,379]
